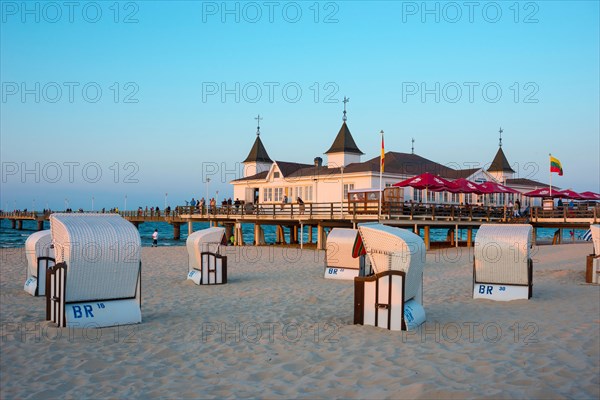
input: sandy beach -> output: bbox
[1,242,598,399]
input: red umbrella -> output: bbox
[523,188,567,198]
[556,189,584,200]
[393,173,454,192]
[446,178,484,194]
[580,191,600,201]
[477,181,520,194]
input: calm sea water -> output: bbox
[0,218,589,248]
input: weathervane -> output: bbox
[412,138,415,154]
[498,127,503,147]
[255,114,263,136]
[342,96,349,122]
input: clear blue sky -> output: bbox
[1,0,599,210]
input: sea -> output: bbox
[0,218,591,248]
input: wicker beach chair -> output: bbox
[473,224,533,301]
[585,225,600,284]
[47,213,142,328]
[186,227,227,285]
[324,228,369,280]
[353,223,426,331]
[24,230,55,296]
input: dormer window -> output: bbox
[274,172,280,178]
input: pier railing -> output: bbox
[173,202,511,222]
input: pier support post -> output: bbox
[10,219,16,229]
[235,223,245,246]
[317,224,326,250]
[308,226,313,244]
[37,220,44,231]
[414,224,419,235]
[254,224,265,245]
[17,220,23,230]
[173,223,181,241]
[424,225,430,251]
[291,225,298,244]
[467,228,473,248]
[532,228,537,245]
[188,221,193,235]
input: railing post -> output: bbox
[310,203,313,218]
[330,203,333,219]
[272,204,276,217]
[290,204,294,218]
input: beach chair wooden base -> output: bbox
[472,259,533,301]
[586,255,600,284]
[46,262,142,328]
[354,270,425,331]
[24,256,55,296]
[187,252,227,285]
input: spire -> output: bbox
[325,121,364,155]
[243,116,272,163]
[488,147,515,173]
[498,127,503,147]
[342,96,349,122]
[255,114,262,136]
[411,138,415,154]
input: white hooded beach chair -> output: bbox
[24,230,55,296]
[47,214,142,328]
[324,228,371,280]
[585,225,600,284]
[353,223,426,331]
[186,227,227,285]
[473,224,533,301]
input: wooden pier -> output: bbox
[2,203,598,250]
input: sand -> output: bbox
[1,242,599,399]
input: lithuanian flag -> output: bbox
[550,155,563,176]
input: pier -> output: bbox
[2,203,598,250]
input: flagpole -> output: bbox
[549,153,552,196]
[379,130,384,220]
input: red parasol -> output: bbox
[446,178,485,194]
[579,191,600,201]
[477,181,520,194]
[393,173,454,192]
[523,188,567,198]
[556,189,585,200]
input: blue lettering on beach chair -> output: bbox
[73,305,82,318]
[84,305,94,318]
[487,286,493,295]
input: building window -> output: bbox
[263,188,273,202]
[274,187,283,202]
[428,191,435,202]
[294,187,303,200]
[305,186,313,201]
[343,183,355,199]
[443,192,448,203]
[274,172,280,179]
[413,189,422,202]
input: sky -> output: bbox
[1,0,599,210]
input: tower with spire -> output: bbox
[487,127,515,182]
[324,97,364,168]
[242,115,273,177]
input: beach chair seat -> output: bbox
[352,223,426,331]
[324,228,370,280]
[473,224,533,301]
[186,227,228,285]
[24,230,55,296]
[47,214,142,328]
[585,225,600,284]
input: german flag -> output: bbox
[550,155,563,176]
[352,234,366,258]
